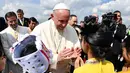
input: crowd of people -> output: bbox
[0,2,130,73]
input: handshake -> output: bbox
[57,47,84,68]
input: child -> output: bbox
[74,24,115,73]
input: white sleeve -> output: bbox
[31,25,41,37]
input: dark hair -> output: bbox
[122,35,130,53]
[5,11,17,21]
[28,17,39,24]
[114,10,121,16]
[83,25,113,59]
[70,14,77,20]
[17,9,24,14]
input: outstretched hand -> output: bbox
[57,47,82,62]
[57,47,74,62]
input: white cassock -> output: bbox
[31,19,81,73]
[0,25,29,73]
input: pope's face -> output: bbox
[52,9,70,30]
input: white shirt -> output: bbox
[31,19,81,73]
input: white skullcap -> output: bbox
[53,3,70,10]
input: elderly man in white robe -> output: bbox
[0,11,29,73]
[31,3,81,73]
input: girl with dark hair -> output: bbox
[74,26,115,73]
[119,35,130,73]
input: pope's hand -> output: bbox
[57,47,74,62]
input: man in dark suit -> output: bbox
[106,10,126,72]
[0,17,7,31]
[17,9,29,27]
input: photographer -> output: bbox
[92,14,99,24]
[106,10,126,72]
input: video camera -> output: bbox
[82,15,99,36]
[84,15,97,25]
[82,12,118,36]
[102,12,117,27]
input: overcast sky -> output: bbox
[0,0,130,27]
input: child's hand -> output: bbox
[74,56,84,69]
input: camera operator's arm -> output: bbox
[115,24,126,39]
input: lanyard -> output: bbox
[19,18,24,26]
